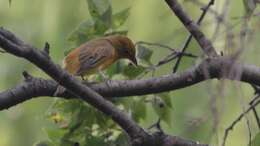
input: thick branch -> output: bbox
[0,73,57,109]
[0,27,211,146]
[165,0,218,57]
[0,27,147,143]
[2,57,260,110]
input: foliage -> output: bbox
[36,0,172,146]
[250,132,260,146]
[136,45,153,65]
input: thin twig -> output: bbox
[172,0,216,73]
[135,50,197,79]
[249,91,260,129]
[184,0,220,18]
[222,95,260,146]
[250,84,260,129]
[165,0,217,57]
[135,41,175,51]
[135,41,197,69]
[250,105,260,129]
[211,0,231,42]
[246,118,252,146]
[135,41,198,58]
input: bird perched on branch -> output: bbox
[54,35,137,96]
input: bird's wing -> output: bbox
[76,39,114,76]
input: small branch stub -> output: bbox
[43,42,50,58]
[22,71,33,81]
[44,42,50,53]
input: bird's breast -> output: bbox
[63,48,81,75]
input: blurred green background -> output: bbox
[0,0,260,146]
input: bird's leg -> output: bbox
[80,75,97,85]
[98,70,109,81]
[98,69,112,86]
[81,75,85,80]
[81,75,89,84]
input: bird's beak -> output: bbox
[130,57,138,66]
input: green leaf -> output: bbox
[123,65,145,79]
[132,98,147,122]
[106,61,126,77]
[112,8,130,28]
[67,109,84,131]
[152,96,172,126]
[136,45,153,65]
[85,135,107,146]
[113,97,146,123]
[87,0,112,27]
[95,19,110,34]
[251,132,260,146]
[60,139,78,146]
[114,133,129,146]
[158,93,173,108]
[51,99,82,113]
[67,20,97,46]
[67,18,110,49]
[9,0,12,6]
[44,128,67,145]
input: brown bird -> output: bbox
[64,35,137,78]
[54,35,137,95]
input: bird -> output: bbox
[54,35,137,96]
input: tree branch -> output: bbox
[0,27,210,146]
[222,95,260,146]
[165,0,218,57]
[2,56,260,110]
[173,0,215,73]
[0,27,148,144]
[0,71,58,110]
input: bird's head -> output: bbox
[106,35,137,66]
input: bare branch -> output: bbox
[165,0,218,57]
[250,107,260,129]
[173,0,216,73]
[0,27,147,143]
[249,92,260,129]
[135,41,197,68]
[1,57,260,111]
[0,27,210,146]
[222,95,260,146]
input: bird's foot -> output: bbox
[98,70,111,84]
